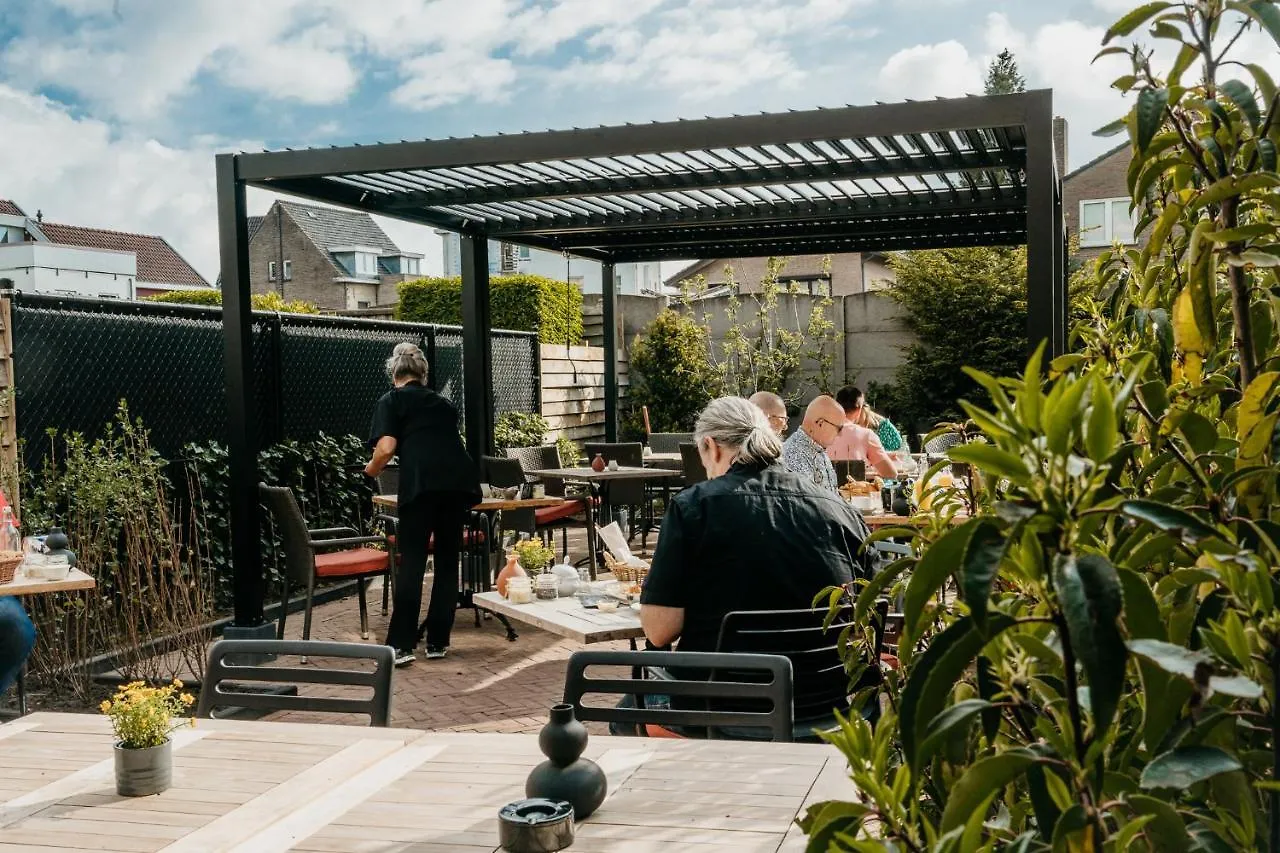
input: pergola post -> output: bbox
[215,154,269,635]
[601,261,618,441]
[460,234,494,460]
[1024,91,1063,359]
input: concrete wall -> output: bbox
[843,291,912,389]
[0,243,137,299]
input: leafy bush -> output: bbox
[805,4,1280,849]
[626,309,720,436]
[396,274,583,344]
[494,411,549,450]
[146,289,319,314]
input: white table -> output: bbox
[472,591,644,645]
[0,712,857,852]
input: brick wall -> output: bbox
[1063,144,1147,263]
[248,206,343,310]
[670,252,890,297]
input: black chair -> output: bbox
[503,446,592,562]
[924,432,965,455]
[647,432,693,454]
[260,484,390,642]
[374,466,400,611]
[482,455,536,539]
[564,650,794,741]
[197,639,394,726]
[679,443,707,486]
[716,601,890,740]
[584,442,654,546]
[832,459,867,484]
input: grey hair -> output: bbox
[385,342,428,382]
[694,396,783,466]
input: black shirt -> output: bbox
[368,382,481,505]
[640,461,873,654]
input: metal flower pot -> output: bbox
[114,739,173,797]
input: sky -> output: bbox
[1,0,1277,283]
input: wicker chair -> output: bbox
[647,432,693,454]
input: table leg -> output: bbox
[16,665,27,717]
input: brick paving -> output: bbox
[268,529,641,734]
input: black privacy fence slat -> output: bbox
[10,294,538,468]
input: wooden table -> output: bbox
[0,712,856,852]
[1,569,97,717]
[643,452,683,471]
[472,591,644,645]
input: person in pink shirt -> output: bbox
[826,386,900,478]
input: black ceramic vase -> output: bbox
[525,703,607,820]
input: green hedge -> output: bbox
[396,274,583,344]
[146,290,319,314]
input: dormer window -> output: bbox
[355,252,377,276]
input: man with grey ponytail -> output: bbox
[635,396,873,706]
[365,342,480,665]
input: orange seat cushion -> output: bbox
[536,499,587,526]
[387,531,486,550]
[314,549,389,578]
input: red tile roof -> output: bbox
[37,222,209,287]
[0,200,25,217]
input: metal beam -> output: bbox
[235,92,1047,182]
[1023,91,1057,358]
[215,154,265,630]
[460,235,494,461]
[602,261,618,442]
[608,227,1026,263]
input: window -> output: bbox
[403,257,420,276]
[516,245,531,261]
[357,300,370,309]
[355,253,377,276]
[1079,198,1135,247]
[282,260,292,281]
[267,261,277,281]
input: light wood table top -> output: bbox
[862,512,969,529]
[642,452,684,470]
[0,712,855,852]
[0,567,96,597]
[472,590,644,644]
[527,466,682,483]
[373,494,567,512]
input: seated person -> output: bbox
[0,596,35,701]
[748,391,789,437]
[780,396,847,493]
[827,386,900,479]
[843,386,905,453]
[622,396,874,738]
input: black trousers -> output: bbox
[384,492,470,651]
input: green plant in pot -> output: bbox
[101,679,194,796]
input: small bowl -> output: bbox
[597,600,619,613]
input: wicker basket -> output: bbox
[602,552,649,585]
[0,551,24,585]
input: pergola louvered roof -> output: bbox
[235,90,1054,263]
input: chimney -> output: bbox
[35,209,43,223]
[1052,117,1068,178]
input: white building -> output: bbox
[436,231,667,296]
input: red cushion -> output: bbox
[386,531,485,553]
[314,549,389,578]
[536,499,588,526]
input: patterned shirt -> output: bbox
[877,419,905,452]
[782,428,839,493]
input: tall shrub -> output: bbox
[626,309,720,435]
[146,290,319,313]
[804,3,1280,850]
[396,274,583,344]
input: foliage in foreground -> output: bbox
[807,2,1280,849]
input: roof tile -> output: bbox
[38,222,209,287]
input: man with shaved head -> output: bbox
[749,391,788,437]
[781,395,846,493]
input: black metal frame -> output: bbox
[215,92,1065,629]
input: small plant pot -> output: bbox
[115,739,173,797]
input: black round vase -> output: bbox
[525,704,607,820]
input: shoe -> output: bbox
[424,646,448,660]
[392,649,416,667]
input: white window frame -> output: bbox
[1078,198,1136,248]
[282,259,292,281]
[267,261,277,281]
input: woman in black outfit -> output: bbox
[365,342,481,665]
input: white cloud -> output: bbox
[1092,0,1135,12]
[391,52,518,109]
[877,41,985,100]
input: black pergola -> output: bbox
[216,90,1065,632]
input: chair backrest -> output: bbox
[376,465,400,497]
[505,445,564,496]
[832,459,866,485]
[259,484,317,586]
[564,650,794,741]
[481,456,535,534]
[679,443,707,486]
[197,639,395,726]
[923,432,964,455]
[647,432,693,454]
[716,603,886,723]
[584,442,644,504]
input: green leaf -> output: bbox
[1117,566,1165,640]
[904,521,980,642]
[1239,0,1280,47]
[1113,815,1158,851]
[1246,62,1277,103]
[1140,746,1243,790]
[1045,376,1090,455]
[900,614,1015,774]
[918,699,993,767]
[960,521,1006,632]
[1051,803,1091,851]
[1026,764,1062,844]
[1128,794,1192,852]
[1259,138,1279,173]
[798,800,871,851]
[1053,554,1127,736]
[1220,79,1262,129]
[1127,638,1264,698]
[854,557,909,627]
[1104,2,1174,43]
[1189,173,1280,212]
[1118,499,1218,544]
[1085,379,1118,461]
[1093,117,1128,137]
[1137,88,1170,152]
[939,748,1039,832]
[975,656,1001,746]
[1168,43,1198,87]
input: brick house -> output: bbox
[250,200,423,311]
[663,252,896,296]
[1063,142,1143,263]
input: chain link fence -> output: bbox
[11,294,539,468]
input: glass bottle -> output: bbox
[0,507,19,553]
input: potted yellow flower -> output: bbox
[514,538,557,599]
[100,679,194,796]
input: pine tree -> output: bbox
[984,49,1026,95]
